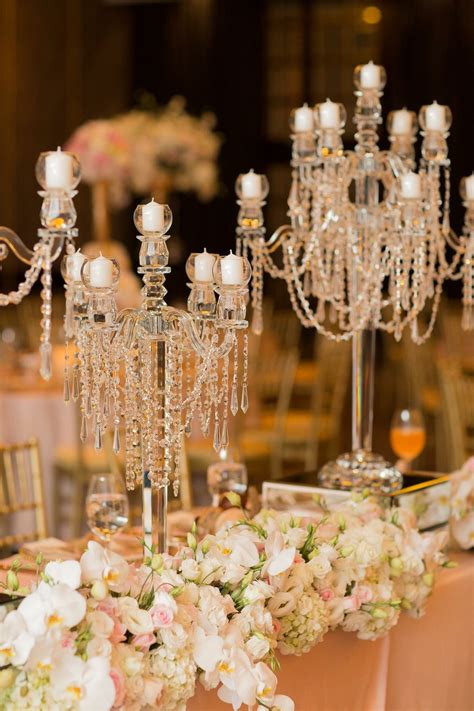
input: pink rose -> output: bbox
[356,585,373,603]
[60,631,76,649]
[343,594,361,612]
[294,553,304,564]
[110,668,126,708]
[110,619,127,644]
[150,605,174,628]
[320,588,335,602]
[272,619,282,635]
[132,632,155,651]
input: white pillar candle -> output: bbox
[89,254,114,288]
[67,249,86,282]
[194,249,216,282]
[319,99,340,129]
[241,170,262,199]
[465,174,474,201]
[221,251,244,285]
[391,108,412,135]
[360,61,381,89]
[425,102,445,131]
[400,171,421,199]
[142,199,165,232]
[294,103,314,132]
[45,147,73,190]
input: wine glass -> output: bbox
[86,473,129,543]
[390,408,426,471]
[207,450,248,507]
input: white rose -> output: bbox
[118,597,153,636]
[245,634,270,660]
[87,610,114,638]
[181,559,200,581]
[87,636,112,658]
[123,651,144,676]
[284,528,307,548]
[308,555,332,580]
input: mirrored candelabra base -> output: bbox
[318,450,403,494]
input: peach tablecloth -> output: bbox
[189,552,473,711]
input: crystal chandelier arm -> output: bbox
[0,227,36,264]
[178,309,235,359]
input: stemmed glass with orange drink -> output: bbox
[390,408,426,471]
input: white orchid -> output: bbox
[80,541,129,593]
[0,611,35,667]
[45,560,82,590]
[50,653,116,710]
[18,581,86,637]
[264,531,296,578]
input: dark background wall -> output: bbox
[0,0,473,289]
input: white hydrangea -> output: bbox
[277,588,329,656]
[149,643,196,711]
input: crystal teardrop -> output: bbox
[113,425,120,453]
[213,419,221,452]
[230,383,239,416]
[39,343,52,381]
[251,308,263,336]
[72,367,80,402]
[80,415,87,442]
[221,419,229,449]
[241,384,249,413]
[63,372,70,403]
[184,420,192,437]
[95,425,102,450]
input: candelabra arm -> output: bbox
[179,309,236,359]
[0,227,35,264]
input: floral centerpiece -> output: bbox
[65,97,222,210]
[0,495,451,710]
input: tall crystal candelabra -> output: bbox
[1,153,251,553]
[235,61,473,493]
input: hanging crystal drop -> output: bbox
[80,415,87,443]
[213,419,221,452]
[63,371,70,403]
[202,419,210,438]
[184,420,192,437]
[221,419,229,449]
[72,366,80,401]
[95,424,102,450]
[230,382,239,416]
[86,395,92,418]
[241,383,249,413]
[316,299,325,321]
[251,307,263,336]
[113,425,120,453]
[411,318,418,341]
[39,343,52,381]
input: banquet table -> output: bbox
[0,377,77,535]
[189,551,473,711]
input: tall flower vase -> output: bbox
[91,180,112,244]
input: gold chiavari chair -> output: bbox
[439,366,474,471]
[0,438,47,550]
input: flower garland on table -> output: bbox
[0,496,452,711]
[450,457,474,549]
[65,97,222,210]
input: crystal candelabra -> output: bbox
[235,61,473,493]
[1,153,251,553]
[63,201,251,553]
[0,149,81,379]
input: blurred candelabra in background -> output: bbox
[236,61,473,493]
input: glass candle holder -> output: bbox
[235,171,269,203]
[35,150,81,192]
[133,201,173,236]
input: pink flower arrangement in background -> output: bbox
[65,97,222,209]
[0,494,451,710]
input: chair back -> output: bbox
[0,438,47,549]
[439,366,474,470]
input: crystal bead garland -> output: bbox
[70,200,251,552]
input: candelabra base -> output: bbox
[318,449,403,494]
